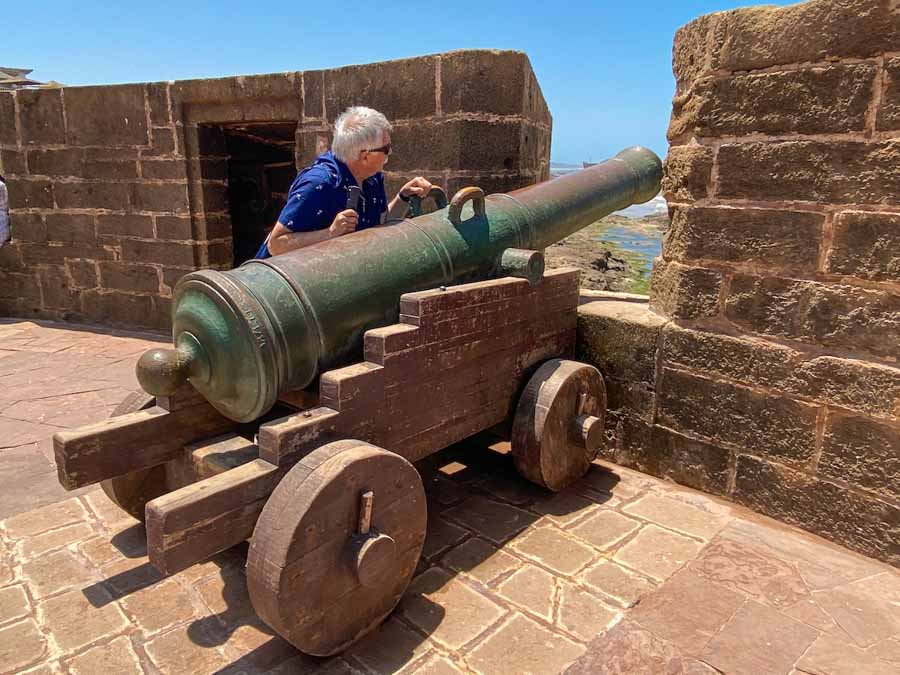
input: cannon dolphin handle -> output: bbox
[136,146,663,422]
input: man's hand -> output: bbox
[399,177,434,200]
[329,209,359,238]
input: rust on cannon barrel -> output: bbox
[137,146,662,422]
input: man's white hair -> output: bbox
[331,106,392,163]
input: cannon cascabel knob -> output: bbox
[136,342,202,396]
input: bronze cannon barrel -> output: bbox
[137,146,663,422]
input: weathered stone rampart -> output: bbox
[578,0,899,566]
[0,50,550,329]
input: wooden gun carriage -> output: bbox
[54,267,606,656]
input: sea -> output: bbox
[549,164,668,218]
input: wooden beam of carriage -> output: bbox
[145,458,284,574]
[53,400,237,490]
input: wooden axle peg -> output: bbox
[358,490,374,535]
[351,490,397,587]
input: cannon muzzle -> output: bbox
[137,146,663,421]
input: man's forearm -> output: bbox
[385,195,410,222]
[268,227,332,255]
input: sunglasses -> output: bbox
[365,143,392,156]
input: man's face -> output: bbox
[361,131,391,174]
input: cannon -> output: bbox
[53,147,662,656]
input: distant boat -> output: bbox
[583,161,597,168]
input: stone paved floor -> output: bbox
[1,318,899,675]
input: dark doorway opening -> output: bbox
[222,123,296,266]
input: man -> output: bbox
[255,106,433,258]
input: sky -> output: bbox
[9,0,793,165]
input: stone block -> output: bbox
[828,210,900,282]
[467,614,585,675]
[174,73,301,124]
[614,525,702,582]
[665,206,823,270]
[497,564,555,620]
[37,267,80,310]
[724,274,900,359]
[64,84,148,146]
[155,215,193,240]
[148,127,176,156]
[444,496,537,544]
[54,182,129,210]
[130,182,189,213]
[670,65,875,139]
[68,635,143,675]
[391,118,524,173]
[440,50,528,116]
[661,145,713,202]
[615,415,732,495]
[302,70,324,120]
[22,548,96,599]
[81,159,138,180]
[2,497,87,539]
[623,493,729,541]
[733,454,899,566]
[7,178,53,209]
[182,125,227,158]
[9,212,47,243]
[26,148,82,176]
[662,323,799,391]
[45,214,95,244]
[576,299,665,385]
[141,159,187,180]
[820,413,899,501]
[658,368,819,465]
[510,524,596,575]
[0,149,26,175]
[648,259,721,319]
[716,141,900,205]
[83,147,140,162]
[0,620,47,673]
[785,356,900,420]
[147,81,171,126]
[66,259,98,289]
[19,242,114,266]
[0,585,30,624]
[80,291,157,327]
[581,560,655,608]
[557,580,620,642]
[187,180,228,215]
[98,262,159,294]
[878,56,900,131]
[0,271,40,302]
[18,89,64,144]
[446,171,531,198]
[323,56,436,122]
[569,509,641,550]
[673,1,897,85]
[441,537,520,585]
[96,214,154,238]
[0,92,16,145]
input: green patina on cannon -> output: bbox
[54,147,662,656]
[136,146,662,422]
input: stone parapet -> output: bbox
[0,50,551,330]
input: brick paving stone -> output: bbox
[781,595,840,633]
[581,560,656,608]
[19,663,63,675]
[195,564,253,619]
[497,564,556,621]
[120,577,198,635]
[421,516,468,561]
[868,637,900,663]
[630,569,745,655]
[1,498,88,539]
[530,490,601,526]
[623,493,729,540]
[475,470,545,506]
[346,617,431,675]
[444,496,537,544]
[213,618,297,672]
[569,510,641,550]
[812,572,900,648]
[466,614,585,675]
[441,537,521,586]
[0,619,47,674]
[0,417,61,449]
[701,600,818,674]
[266,655,355,674]
[614,524,703,581]
[564,620,718,675]
[421,473,468,510]
[22,548,97,599]
[0,553,15,586]
[556,580,620,642]
[99,556,165,597]
[511,526,596,576]
[689,536,807,608]
[82,490,138,532]
[144,626,229,674]
[17,522,95,561]
[66,635,143,675]
[78,536,127,568]
[797,633,898,675]
[412,653,467,674]
[0,584,30,626]
[400,567,505,651]
[38,587,130,653]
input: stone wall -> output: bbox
[0,50,551,329]
[577,0,899,566]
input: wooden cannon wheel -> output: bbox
[247,440,427,657]
[511,359,607,491]
[100,391,168,521]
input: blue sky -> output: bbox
[10,1,791,164]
